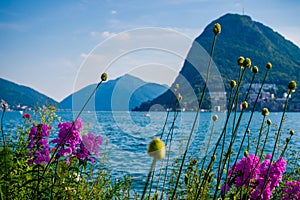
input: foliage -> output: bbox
[0,104,133,200]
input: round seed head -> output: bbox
[174,83,179,91]
[101,73,108,81]
[148,138,165,160]
[252,66,259,74]
[262,108,270,116]
[230,80,237,88]
[213,23,221,35]
[243,58,251,68]
[212,154,216,161]
[267,119,272,125]
[286,137,290,143]
[176,93,182,101]
[242,101,248,110]
[237,56,245,66]
[266,62,272,70]
[288,80,297,91]
[212,114,218,121]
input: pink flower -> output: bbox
[222,154,260,195]
[27,124,51,165]
[52,118,82,157]
[282,179,300,200]
[82,133,102,158]
[250,156,286,200]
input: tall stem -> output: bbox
[258,89,291,199]
[38,79,104,190]
[141,159,156,200]
[227,70,269,187]
[259,124,271,160]
[157,110,179,198]
[171,33,218,200]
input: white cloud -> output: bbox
[111,10,117,14]
[80,53,89,58]
[101,31,117,38]
[90,31,117,39]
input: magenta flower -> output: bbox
[282,179,300,200]
[222,154,286,200]
[76,142,90,160]
[250,155,286,199]
[222,154,260,194]
[27,124,51,165]
[82,133,102,158]
[52,118,82,157]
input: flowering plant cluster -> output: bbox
[52,118,82,157]
[27,124,51,165]
[222,154,287,199]
[282,179,300,199]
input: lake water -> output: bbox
[1,111,300,194]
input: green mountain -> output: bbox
[0,78,57,110]
[137,13,300,111]
[59,74,168,111]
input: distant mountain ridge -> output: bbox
[0,78,57,110]
[137,13,300,111]
[59,74,168,111]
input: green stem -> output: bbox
[212,68,246,199]
[195,71,245,199]
[171,33,218,200]
[227,69,269,189]
[141,159,156,200]
[259,124,271,160]
[157,110,179,197]
[148,163,156,200]
[160,94,174,140]
[254,116,266,157]
[280,135,293,158]
[258,89,291,199]
[216,108,245,199]
[38,79,104,188]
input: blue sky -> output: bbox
[1,0,299,101]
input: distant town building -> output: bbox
[242,83,278,103]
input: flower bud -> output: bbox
[290,130,294,136]
[267,119,272,125]
[243,58,251,68]
[266,62,272,70]
[212,114,218,121]
[148,138,165,160]
[252,66,258,74]
[174,83,179,91]
[212,154,216,161]
[101,73,108,81]
[262,108,269,116]
[213,23,221,35]
[237,56,245,66]
[176,93,182,101]
[230,80,237,88]
[286,137,290,143]
[288,80,297,91]
[246,129,250,135]
[242,101,248,110]
[244,151,249,157]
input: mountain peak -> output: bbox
[137,13,300,111]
